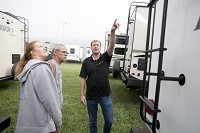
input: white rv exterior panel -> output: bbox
[129,7,148,80]
[66,44,81,62]
[108,34,126,69]
[124,21,134,73]
[79,47,84,62]
[147,0,200,133]
[0,12,25,79]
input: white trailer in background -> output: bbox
[79,47,84,62]
[105,33,126,78]
[0,11,28,80]
[65,44,85,62]
[44,42,55,61]
[120,2,149,88]
[65,45,104,63]
[83,47,92,60]
[131,0,200,133]
[44,42,55,53]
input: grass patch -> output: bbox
[0,63,142,133]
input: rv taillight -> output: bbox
[127,67,130,73]
[146,99,155,115]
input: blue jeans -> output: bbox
[86,95,114,133]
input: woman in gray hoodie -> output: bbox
[15,41,62,133]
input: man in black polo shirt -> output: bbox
[79,19,120,133]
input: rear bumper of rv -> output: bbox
[121,71,145,89]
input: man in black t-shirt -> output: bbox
[79,19,120,133]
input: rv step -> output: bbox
[146,71,165,76]
[144,48,167,53]
[131,128,142,133]
[0,116,10,132]
[134,54,150,58]
[139,96,161,113]
[120,71,145,88]
[146,72,157,76]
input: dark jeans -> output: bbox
[86,95,114,133]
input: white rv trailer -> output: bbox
[131,0,200,133]
[44,42,55,61]
[44,42,55,53]
[85,46,92,59]
[66,44,83,62]
[65,45,104,63]
[105,33,126,78]
[0,11,28,80]
[120,2,149,89]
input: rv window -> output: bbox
[70,48,75,54]
[115,38,126,45]
[114,48,125,55]
[87,50,90,54]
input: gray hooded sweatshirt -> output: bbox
[15,59,62,133]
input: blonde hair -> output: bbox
[15,41,39,79]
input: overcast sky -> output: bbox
[0,0,149,46]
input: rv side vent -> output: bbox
[12,54,20,64]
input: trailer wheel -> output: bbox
[11,63,18,80]
[113,60,120,78]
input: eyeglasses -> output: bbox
[57,50,68,54]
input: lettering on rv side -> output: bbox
[0,24,13,33]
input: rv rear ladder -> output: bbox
[137,0,186,133]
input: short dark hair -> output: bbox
[90,40,101,46]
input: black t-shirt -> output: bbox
[79,52,112,100]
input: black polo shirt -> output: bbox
[79,52,112,100]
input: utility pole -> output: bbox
[61,22,67,44]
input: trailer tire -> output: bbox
[11,62,18,80]
[113,60,120,78]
